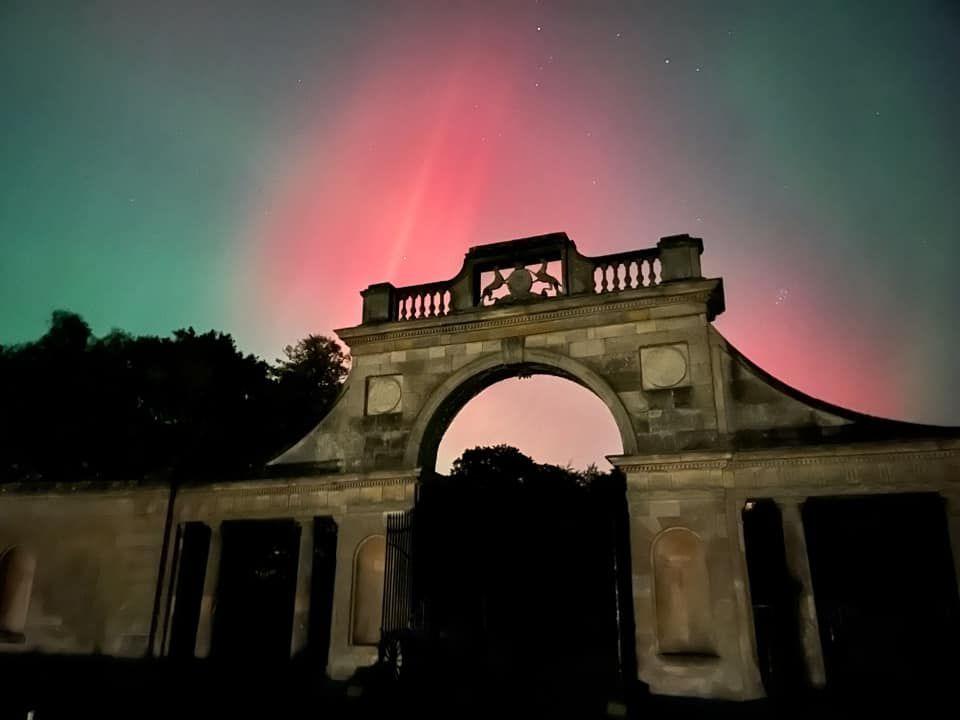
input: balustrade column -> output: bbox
[193,520,222,658]
[776,499,826,688]
[290,518,315,657]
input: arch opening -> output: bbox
[397,352,637,705]
[409,349,636,474]
[435,373,624,475]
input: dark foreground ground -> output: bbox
[0,654,953,720]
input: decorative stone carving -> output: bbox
[641,343,690,390]
[366,375,403,415]
[481,268,508,301]
[532,261,562,294]
[505,264,534,298]
[481,261,563,306]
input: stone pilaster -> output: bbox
[193,520,222,658]
[776,499,826,688]
[290,518,314,657]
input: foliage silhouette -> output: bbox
[274,334,349,450]
[403,445,626,716]
[0,311,348,483]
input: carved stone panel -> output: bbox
[365,375,403,415]
[480,260,563,306]
[640,343,690,390]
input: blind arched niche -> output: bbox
[652,527,716,655]
[0,546,36,643]
[351,535,386,646]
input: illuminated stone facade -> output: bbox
[1,232,958,701]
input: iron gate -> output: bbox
[380,510,417,674]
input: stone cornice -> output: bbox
[338,283,718,349]
[0,479,170,499]
[609,440,960,475]
[176,468,420,499]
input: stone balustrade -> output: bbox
[360,232,703,324]
[588,248,661,294]
[394,282,452,321]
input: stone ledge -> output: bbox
[611,440,960,490]
[339,281,721,349]
[177,469,421,499]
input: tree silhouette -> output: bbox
[273,334,349,448]
[0,311,349,483]
[412,445,624,713]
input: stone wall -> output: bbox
[160,472,416,678]
[708,326,867,443]
[626,486,754,699]
[2,234,958,704]
[0,483,169,657]
[614,439,960,700]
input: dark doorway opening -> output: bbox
[307,516,338,670]
[211,518,300,662]
[389,454,633,714]
[803,492,960,693]
[167,522,211,658]
[741,499,806,696]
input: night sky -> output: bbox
[3,1,958,471]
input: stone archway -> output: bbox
[263,231,729,686]
[270,233,717,475]
[404,347,638,472]
[140,229,960,701]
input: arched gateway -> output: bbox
[5,232,958,707]
[239,231,956,696]
[272,232,715,477]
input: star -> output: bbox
[695,66,701,72]
[537,26,542,32]
[664,58,670,64]
[616,32,622,38]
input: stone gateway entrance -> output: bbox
[3,231,960,706]
[399,465,630,713]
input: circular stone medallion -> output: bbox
[505,266,533,298]
[643,346,688,388]
[367,376,402,414]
